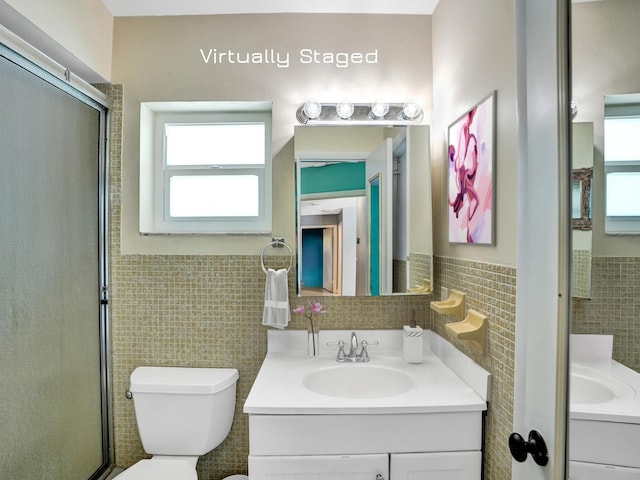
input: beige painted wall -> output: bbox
[572,0,640,257]
[432,0,517,267]
[112,13,432,255]
[429,3,518,478]
[1,0,113,81]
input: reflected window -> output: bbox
[604,115,640,234]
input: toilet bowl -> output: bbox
[114,366,239,480]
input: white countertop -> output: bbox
[571,334,640,424]
[244,329,490,415]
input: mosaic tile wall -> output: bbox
[431,256,516,480]
[572,256,640,372]
[409,252,433,293]
[98,85,514,480]
[572,249,592,299]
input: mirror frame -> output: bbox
[572,167,592,231]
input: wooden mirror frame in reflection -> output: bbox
[294,125,433,297]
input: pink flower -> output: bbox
[292,301,327,320]
[310,301,325,314]
[292,302,327,357]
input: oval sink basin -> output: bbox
[571,374,616,404]
[303,365,414,399]
[570,370,636,405]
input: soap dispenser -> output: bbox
[403,312,423,364]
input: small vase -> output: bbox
[307,321,319,357]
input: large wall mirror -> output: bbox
[570,0,640,476]
[294,125,433,297]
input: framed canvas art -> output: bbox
[447,92,496,245]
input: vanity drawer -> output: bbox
[249,454,388,480]
[248,451,482,480]
[248,411,482,456]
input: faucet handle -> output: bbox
[359,341,370,362]
[326,340,346,362]
[357,340,374,362]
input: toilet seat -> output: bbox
[114,459,197,480]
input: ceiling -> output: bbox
[100,0,441,17]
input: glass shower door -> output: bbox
[0,46,109,479]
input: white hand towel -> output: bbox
[262,268,290,329]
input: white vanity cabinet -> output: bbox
[245,330,491,480]
[249,451,481,480]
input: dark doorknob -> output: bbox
[508,430,549,466]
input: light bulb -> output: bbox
[303,102,322,119]
[402,102,422,120]
[371,101,389,118]
[336,102,354,119]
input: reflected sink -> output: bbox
[302,365,414,399]
[571,374,616,404]
[570,370,635,404]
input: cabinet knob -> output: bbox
[375,475,385,480]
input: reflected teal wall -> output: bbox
[300,162,365,194]
[301,229,323,288]
[369,179,380,296]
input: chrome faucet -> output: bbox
[347,331,359,360]
[327,332,379,363]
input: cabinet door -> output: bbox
[390,451,481,480]
[249,454,388,480]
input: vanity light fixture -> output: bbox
[296,101,423,125]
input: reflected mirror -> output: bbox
[294,125,433,296]
[571,122,593,299]
[570,0,640,475]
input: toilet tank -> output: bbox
[129,366,239,456]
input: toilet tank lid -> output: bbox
[130,367,239,394]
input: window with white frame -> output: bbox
[604,115,640,234]
[139,101,272,234]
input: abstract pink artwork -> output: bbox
[447,92,496,244]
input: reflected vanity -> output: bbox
[294,125,433,297]
[570,1,640,477]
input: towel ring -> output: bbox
[261,237,293,274]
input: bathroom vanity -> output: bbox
[244,329,491,480]
[570,335,640,479]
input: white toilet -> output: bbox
[115,366,242,480]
